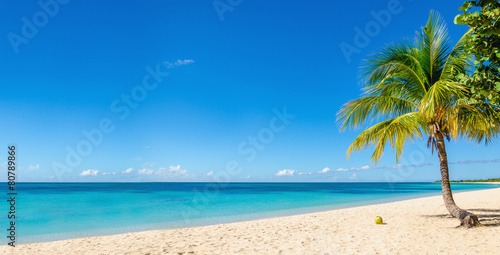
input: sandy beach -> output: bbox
[2,186,499,255]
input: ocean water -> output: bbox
[1,182,498,244]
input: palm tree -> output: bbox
[337,11,500,228]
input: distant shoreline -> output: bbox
[433,178,500,184]
[454,182,500,184]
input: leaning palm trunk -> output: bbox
[435,132,480,228]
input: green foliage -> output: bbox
[338,11,500,164]
[455,0,500,107]
[434,178,500,183]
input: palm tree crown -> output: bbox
[337,11,499,164]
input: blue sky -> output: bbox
[1,0,499,182]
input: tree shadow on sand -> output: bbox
[422,208,500,227]
[467,209,500,227]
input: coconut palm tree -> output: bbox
[337,11,500,228]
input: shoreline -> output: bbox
[452,182,500,184]
[7,183,498,245]
[2,187,499,254]
[434,182,500,184]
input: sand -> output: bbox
[2,186,499,255]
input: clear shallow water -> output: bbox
[1,182,498,244]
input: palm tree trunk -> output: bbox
[435,132,480,228]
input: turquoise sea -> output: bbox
[1,182,498,244]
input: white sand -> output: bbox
[2,187,499,254]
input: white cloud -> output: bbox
[143,162,157,167]
[157,165,189,176]
[345,165,372,171]
[79,169,99,176]
[169,165,188,175]
[319,165,373,174]
[138,168,154,175]
[27,164,40,170]
[383,164,405,169]
[102,172,117,175]
[118,165,192,178]
[276,162,430,178]
[318,167,332,174]
[275,169,295,176]
[164,59,195,69]
[452,159,500,165]
[243,175,250,179]
[349,174,358,180]
[122,168,134,174]
[176,59,194,65]
[317,167,352,174]
[17,164,41,171]
[206,171,214,177]
[298,171,313,175]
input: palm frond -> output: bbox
[362,41,428,97]
[337,95,418,131]
[346,112,425,164]
[440,29,472,81]
[420,80,466,121]
[447,100,500,144]
[338,10,500,166]
[415,10,451,85]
